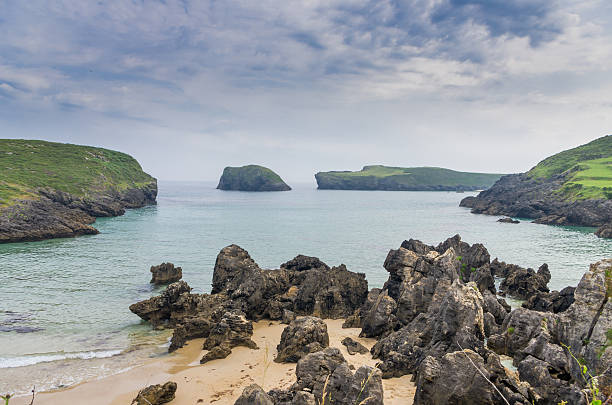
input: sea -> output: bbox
[1,181,610,395]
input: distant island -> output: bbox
[461,135,612,238]
[315,165,504,191]
[0,139,157,243]
[217,165,291,191]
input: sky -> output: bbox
[1,0,611,183]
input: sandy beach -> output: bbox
[10,319,415,405]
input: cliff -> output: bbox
[0,139,157,243]
[315,165,503,191]
[460,135,612,237]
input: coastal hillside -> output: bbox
[0,139,157,243]
[461,135,612,237]
[315,165,503,191]
[217,165,291,191]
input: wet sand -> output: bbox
[11,319,415,405]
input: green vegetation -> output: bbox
[0,139,155,206]
[507,327,515,335]
[217,165,291,191]
[528,135,612,200]
[316,165,504,191]
[222,165,285,183]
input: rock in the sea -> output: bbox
[498,217,520,224]
[522,286,575,313]
[596,222,612,238]
[217,165,291,191]
[132,381,177,405]
[498,263,551,300]
[150,262,182,284]
[275,316,329,363]
[234,384,274,405]
[341,337,369,355]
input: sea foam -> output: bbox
[0,349,122,368]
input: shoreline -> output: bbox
[10,319,415,405]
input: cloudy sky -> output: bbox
[1,0,611,182]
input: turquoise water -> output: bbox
[1,181,610,393]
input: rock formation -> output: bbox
[130,235,612,405]
[275,317,329,363]
[130,247,367,359]
[150,262,182,284]
[0,140,157,243]
[498,217,520,223]
[217,165,291,191]
[131,381,177,405]
[460,135,612,238]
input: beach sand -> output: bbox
[10,319,415,405]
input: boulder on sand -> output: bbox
[131,381,177,405]
[275,316,329,363]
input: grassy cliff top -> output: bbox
[528,135,612,199]
[222,165,286,182]
[0,139,156,206]
[319,165,503,187]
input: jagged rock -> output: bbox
[290,391,316,405]
[202,310,257,360]
[555,259,612,396]
[211,244,261,294]
[522,286,575,313]
[341,337,369,355]
[498,263,551,299]
[150,262,182,284]
[372,281,486,378]
[131,381,177,405]
[482,291,510,325]
[488,308,553,358]
[234,384,274,405]
[360,290,397,338]
[517,356,584,405]
[414,350,530,405]
[498,217,520,223]
[168,315,211,352]
[281,255,330,271]
[286,348,383,405]
[200,344,232,364]
[129,281,193,327]
[282,309,296,324]
[275,317,329,363]
[596,223,612,238]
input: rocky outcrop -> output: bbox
[596,223,612,238]
[217,165,291,191]
[498,217,520,223]
[150,262,182,285]
[235,384,274,405]
[522,287,575,313]
[415,350,531,405]
[130,247,368,355]
[201,310,258,363]
[268,347,384,405]
[275,317,329,363]
[341,337,369,355]
[498,263,551,299]
[131,381,177,405]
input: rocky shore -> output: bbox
[460,135,612,238]
[130,235,612,404]
[0,184,157,243]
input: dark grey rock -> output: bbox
[275,317,329,363]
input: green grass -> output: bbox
[528,135,612,200]
[0,139,155,207]
[318,165,503,188]
[222,165,285,182]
